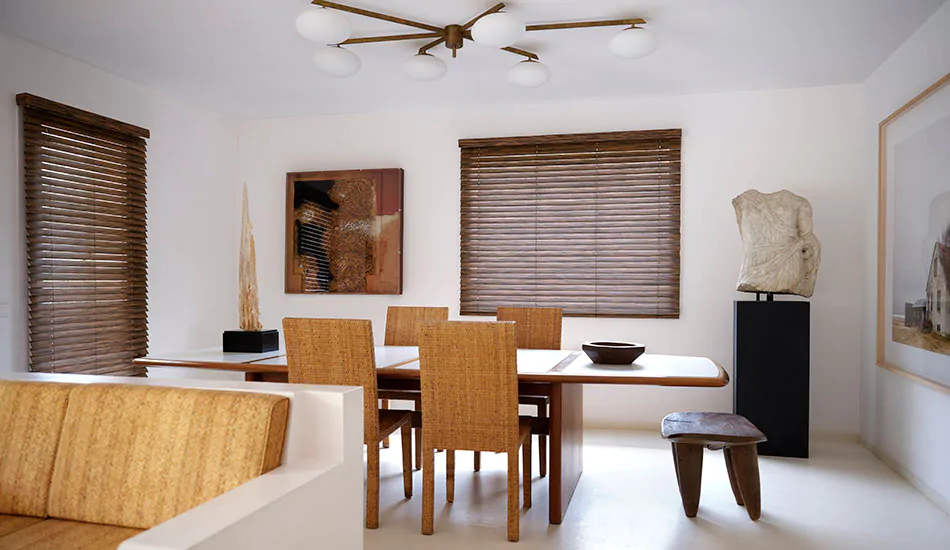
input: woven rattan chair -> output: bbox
[283,318,413,529]
[378,306,449,468]
[471,306,562,477]
[418,321,532,542]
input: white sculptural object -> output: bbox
[239,184,262,331]
[733,189,821,298]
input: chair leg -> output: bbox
[474,451,481,472]
[730,444,761,520]
[401,423,413,499]
[723,447,744,506]
[381,400,390,449]
[422,446,435,535]
[538,402,547,478]
[507,449,520,542]
[414,399,422,471]
[446,449,456,503]
[522,435,532,509]
[671,442,703,518]
[367,443,380,529]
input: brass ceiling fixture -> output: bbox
[295,1,658,87]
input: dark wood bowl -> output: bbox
[582,341,646,365]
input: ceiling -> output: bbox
[0,0,943,118]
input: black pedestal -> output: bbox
[223,329,279,353]
[734,300,809,458]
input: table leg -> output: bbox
[549,382,583,524]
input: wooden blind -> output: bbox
[18,94,150,376]
[459,129,681,318]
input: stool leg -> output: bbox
[538,401,548,478]
[413,399,422,471]
[723,447,744,506]
[672,442,703,518]
[730,444,761,520]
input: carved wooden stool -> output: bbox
[661,412,767,520]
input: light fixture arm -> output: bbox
[310,0,443,33]
[525,18,645,32]
[418,36,447,55]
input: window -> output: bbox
[459,129,681,317]
[18,94,150,376]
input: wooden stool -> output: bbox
[661,412,766,520]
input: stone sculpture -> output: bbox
[733,189,821,298]
[239,184,262,331]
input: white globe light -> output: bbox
[296,7,352,44]
[471,12,525,48]
[609,27,658,59]
[507,59,550,88]
[404,53,447,82]
[313,46,361,77]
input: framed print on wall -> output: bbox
[285,168,404,295]
[877,72,950,392]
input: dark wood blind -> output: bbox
[459,129,681,318]
[18,94,150,376]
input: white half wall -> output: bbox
[0,33,240,373]
[862,1,950,513]
[238,84,866,437]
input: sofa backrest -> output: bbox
[0,381,75,517]
[46,383,289,529]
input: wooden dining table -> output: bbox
[135,346,728,524]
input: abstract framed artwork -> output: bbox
[877,72,950,392]
[285,169,403,295]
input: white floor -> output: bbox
[366,430,950,549]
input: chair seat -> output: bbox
[519,394,549,406]
[379,389,421,402]
[378,409,414,441]
[661,412,766,445]
[0,517,142,550]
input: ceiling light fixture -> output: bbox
[313,45,362,77]
[296,1,655,85]
[404,53,448,82]
[296,6,352,44]
[609,26,659,59]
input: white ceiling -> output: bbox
[0,0,943,118]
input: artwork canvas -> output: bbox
[878,73,950,389]
[285,169,403,295]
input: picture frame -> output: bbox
[285,168,404,295]
[877,71,950,393]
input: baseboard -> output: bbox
[861,438,950,517]
[584,421,860,443]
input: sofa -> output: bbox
[0,373,364,550]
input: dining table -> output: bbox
[134,346,728,524]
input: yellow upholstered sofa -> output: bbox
[0,380,290,550]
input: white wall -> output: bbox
[0,34,240,373]
[239,84,866,436]
[862,1,950,513]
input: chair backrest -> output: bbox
[496,306,563,349]
[418,321,519,453]
[283,318,379,441]
[385,306,449,346]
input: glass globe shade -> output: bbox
[471,12,525,48]
[609,27,659,59]
[507,60,550,88]
[404,53,447,82]
[296,7,352,44]
[313,46,361,77]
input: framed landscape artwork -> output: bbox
[285,169,403,295]
[878,72,950,391]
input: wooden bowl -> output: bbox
[582,341,646,365]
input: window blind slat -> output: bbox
[459,129,681,318]
[19,93,149,376]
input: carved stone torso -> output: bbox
[733,189,821,298]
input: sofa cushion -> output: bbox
[0,518,141,550]
[0,514,44,538]
[0,381,74,517]
[48,384,290,529]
